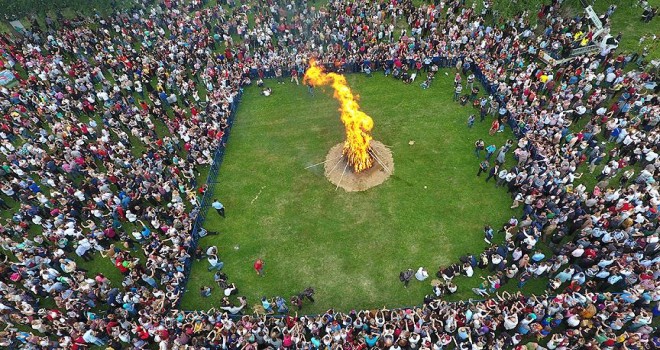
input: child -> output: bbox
[467,115,475,128]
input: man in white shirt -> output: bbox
[415,267,429,281]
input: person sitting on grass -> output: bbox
[261,87,272,97]
[223,283,238,296]
[484,224,494,244]
[219,296,247,315]
[200,286,212,297]
[415,267,429,281]
[275,296,289,313]
[399,268,413,288]
[206,246,224,271]
[214,271,228,288]
[472,277,490,297]
[261,297,274,314]
[300,287,315,303]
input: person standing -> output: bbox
[495,148,507,165]
[275,67,284,84]
[489,119,499,135]
[454,83,463,101]
[254,258,264,276]
[485,164,500,182]
[474,139,485,158]
[212,199,225,218]
[0,196,10,210]
[485,144,497,161]
[290,68,299,85]
[496,168,509,188]
[477,160,489,176]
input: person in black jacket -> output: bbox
[399,269,413,288]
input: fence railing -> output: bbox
[175,89,243,307]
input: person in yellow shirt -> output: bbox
[574,31,583,42]
[580,36,590,46]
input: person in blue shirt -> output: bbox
[261,297,273,313]
[212,199,225,217]
[275,296,288,313]
[158,91,169,107]
[28,181,41,193]
[364,333,380,347]
[485,144,497,160]
[310,336,321,348]
[140,225,151,241]
[123,302,136,315]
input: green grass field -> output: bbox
[179,72,549,313]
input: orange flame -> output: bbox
[304,60,374,173]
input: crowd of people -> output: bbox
[0,0,657,348]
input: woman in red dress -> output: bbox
[489,119,500,135]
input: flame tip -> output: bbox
[304,60,375,173]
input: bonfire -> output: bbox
[303,60,394,192]
[304,60,375,173]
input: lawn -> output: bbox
[179,71,543,313]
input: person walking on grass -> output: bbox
[254,258,264,276]
[467,115,475,128]
[212,199,225,218]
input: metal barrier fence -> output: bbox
[176,89,243,307]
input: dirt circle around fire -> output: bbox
[324,141,394,192]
